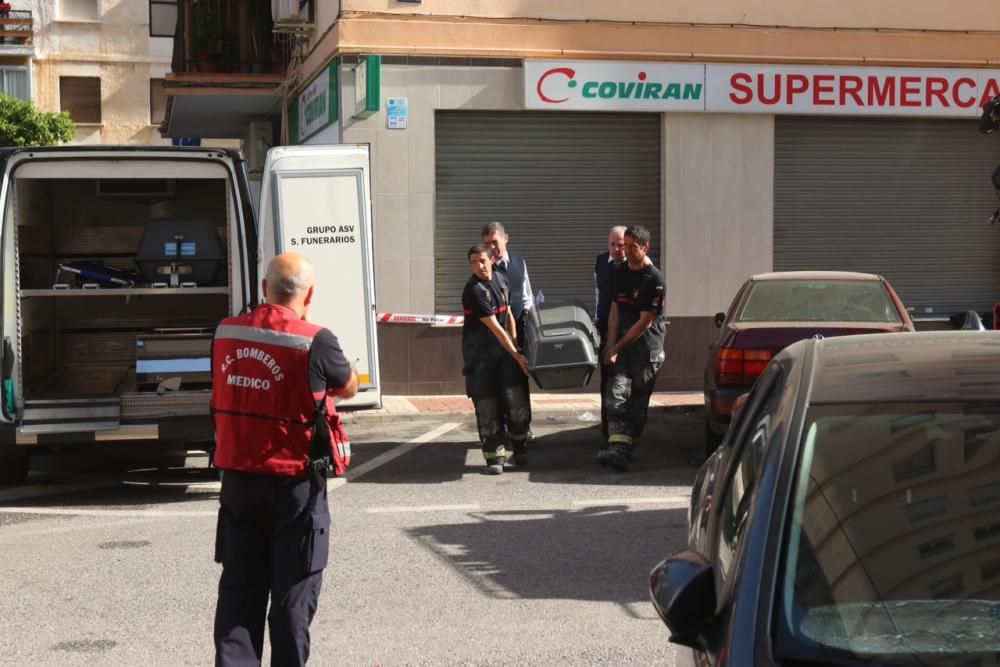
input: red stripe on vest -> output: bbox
[210,303,350,478]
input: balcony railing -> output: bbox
[175,0,288,75]
[0,9,32,46]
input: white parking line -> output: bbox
[329,421,461,491]
[0,481,115,503]
[571,496,690,507]
[366,504,480,514]
[0,507,217,518]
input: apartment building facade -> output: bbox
[22,0,177,144]
[163,1,1000,393]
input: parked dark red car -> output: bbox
[703,271,913,454]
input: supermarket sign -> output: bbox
[526,61,1000,117]
[525,61,705,112]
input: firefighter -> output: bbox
[482,220,535,441]
[211,252,358,666]
[600,225,667,472]
[462,243,531,474]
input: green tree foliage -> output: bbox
[0,94,74,147]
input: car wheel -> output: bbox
[704,422,724,459]
[0,445,29,484]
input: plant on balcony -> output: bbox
[0,94,74,146]
[194,11,221,73]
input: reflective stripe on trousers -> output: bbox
[466,354,530,463]
[603,342,663,450]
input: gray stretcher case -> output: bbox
[524,300,600,390]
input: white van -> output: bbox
[0,145,379,483]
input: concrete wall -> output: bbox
[338,60,522,394]
[657,113,774,390]
[664,113,773,317]
[340,0,1000,31]
[32,0,172,145]
[336,60,770,393]
[340,60,522,316]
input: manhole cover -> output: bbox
[52,639,117,653]
[98,540,151,550]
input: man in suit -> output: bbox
[593,226,627,446]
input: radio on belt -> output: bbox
[523,299,600,390]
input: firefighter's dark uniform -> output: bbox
[211,303,352,666]
[603,262,667,466]
[461,271,530,467]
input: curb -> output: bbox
[339,401,703,427]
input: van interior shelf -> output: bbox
[20,287,230,297]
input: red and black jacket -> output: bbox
[210,305,350,478]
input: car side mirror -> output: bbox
[648,550,717,649]
[713,312,725,328]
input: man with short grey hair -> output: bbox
[264,256,315,297]
[594,225,627,444]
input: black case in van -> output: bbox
[136,218,224,285]
[524,300,600,390]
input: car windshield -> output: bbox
[738,280,902,324]
[778,402,1000,665]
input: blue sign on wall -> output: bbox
[172,137,202,147]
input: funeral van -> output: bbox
[0,145,380,483]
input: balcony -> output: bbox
[175,0,289,75]
[0,8,33,51]
[163,0,298,139]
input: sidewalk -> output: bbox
[339,391,703,426]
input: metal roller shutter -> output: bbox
[435,111,661,315]
[775,116,1000,316]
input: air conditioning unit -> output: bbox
[272,0,314,34]
[245,121,273,175]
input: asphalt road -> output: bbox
[0,412,704,666]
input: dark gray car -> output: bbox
[652,331,1000,666]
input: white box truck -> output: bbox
[0,144,380,483]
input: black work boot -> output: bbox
[485,456,507,475]
[512,444,528,466]
[596,447,611,466]
[604,445,630,472]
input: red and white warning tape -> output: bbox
[376,312,464,327]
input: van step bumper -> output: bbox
[19,397,121,436]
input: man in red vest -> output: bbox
[211,252,357,666]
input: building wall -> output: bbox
[664,113,773,317]
[340,60,522,317]
[339,60,523,394]
[337,59,762,393]
[296,7,1000,395]
[339,0,1000,31]
[31,0,172,145]
[658,113,774,390]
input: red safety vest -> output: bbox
[210,304,351,478]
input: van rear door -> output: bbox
[257,145,380,408]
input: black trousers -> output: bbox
[599,333,610,440]
[515,312,533,426]
[214,470,331,667]
[465,353,530,462]
[604,342,663,451]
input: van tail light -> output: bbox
[715,348,773,386]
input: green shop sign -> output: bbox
[291,59,339,144]
[353,55,380,119]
